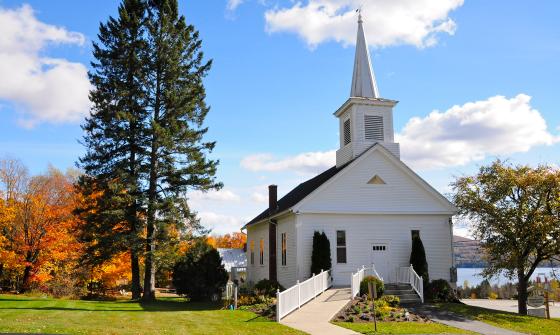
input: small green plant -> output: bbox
[348,315,355,323]
[359,275,384,297]
[380,294,400,307]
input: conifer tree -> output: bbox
[78,0,148,300]
[410,235,429,286]
[141,0,221,300]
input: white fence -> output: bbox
[397,264,424,303]
[351,264,383,298]
[276,269,333,321]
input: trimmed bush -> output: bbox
[359,275,384,297]
[426,279,459,303]
[172,239,229,301]
[380,294,400,307]
[410,235,429,285]
[254,279,284,297]
[311,231,332,275]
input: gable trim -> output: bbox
[292,144,456,213]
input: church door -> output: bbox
[371,243,390,282]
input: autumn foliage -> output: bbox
[207,232,246,249]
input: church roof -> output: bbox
[243,164,344,228]
[350,12,379,98]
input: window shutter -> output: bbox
[343,119,351,145]
[364,115,384,141]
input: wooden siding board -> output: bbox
[297,214,452,286]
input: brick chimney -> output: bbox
[268,185,278,214]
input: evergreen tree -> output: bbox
[410,235,429,285]
[172,239,228,301]
[141,0,221,301]
[77,0,148,300]
[311,231,332,275]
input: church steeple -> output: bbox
[350,12,379,98]
[334,11,400,168]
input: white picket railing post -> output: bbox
[276,289,280,322]
[297,280,301,309]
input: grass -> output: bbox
[436,302,560,335]
[0,294,305,335]
[334,321,477,334]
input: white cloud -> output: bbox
[227,0,244,11]
[241,150,335,174]
[398,94,559,170]
[265,0,463,48]
[189,189,241,202]
[0,5,91,127]
[251,191,268,203]
[198,211,245,235]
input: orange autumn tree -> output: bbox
[0,159,81,292]
[207,232,246,249]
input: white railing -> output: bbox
[276,269,333,321]
[351,264,383,298]
[397,265,424,303]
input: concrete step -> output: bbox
[384,289,415,295]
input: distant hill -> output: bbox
[453,235,485,268]
[453,235,560,268]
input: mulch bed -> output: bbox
[332,296,432,323]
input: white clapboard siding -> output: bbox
[296,213,453,286]
[276,215,298,288]
[246,221,269,284]
[296,146,454,214]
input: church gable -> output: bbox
[294,145,455,214]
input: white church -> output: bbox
[242,15,457,292]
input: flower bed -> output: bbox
[332,295,430,323]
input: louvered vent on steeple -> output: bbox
[364,115,384,141]
[343,119,351,145]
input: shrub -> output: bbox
[426,279,459,303]
[410,235,429,285]
[172,239,229,301]
[237,294,266,306]
[311,231,332,275]
[380,294,400,307]
[359,275,384,297]
[254,279,284,297]
[489,292,498,300]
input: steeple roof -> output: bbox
[350,12,379,98]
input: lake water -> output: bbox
[457,267,558,287]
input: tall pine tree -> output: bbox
[140,0,221,301]
[78,0,148,300]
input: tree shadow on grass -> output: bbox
[0,299,222,312]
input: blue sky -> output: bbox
[0,0,559,236]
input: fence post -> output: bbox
[234,285,238,310]
[276,289,280,322]
[297,280,301,309]
[321,269,324,292]
[313,273,317,298]
[419,277,424,303]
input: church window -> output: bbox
[336,230,347,263]
[259,239,264,265]
[364,115,384,141]
[281,233,287,266]
[343,119,351,145]
[250,240,255,265]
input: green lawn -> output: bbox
[334,321,476,334]
[0,294,305,335]
[436,303,560,335]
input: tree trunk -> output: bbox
[142,64,161,302]
[517,269,528,315]
[130,250,141,299]
[21,265,32,293]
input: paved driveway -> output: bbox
[462,299,560,318]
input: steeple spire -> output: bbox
[350,11,379,98]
